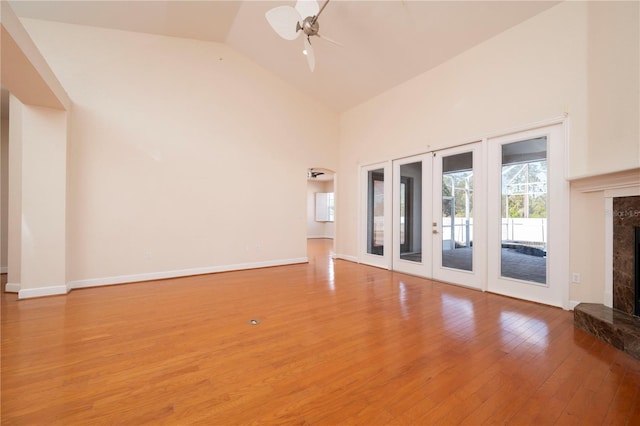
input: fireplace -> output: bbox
[636,227,640,316]
[612,196,640,317]
[574,193,640,360]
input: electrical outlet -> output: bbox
[572,273,581,283]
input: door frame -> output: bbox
[486,122,569,308]
[359,161,392,269]
[392,153,432,277]
[431,142,486,290]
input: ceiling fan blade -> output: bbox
[265,6,301,40]
[317,33,342,47]
[295,0,320,19]
[303,37,316,72]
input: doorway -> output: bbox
[364,144,484,289]
[487,123,568,307]
[392,154,431,277]
[432,143,485,289]
[307,167,336,258]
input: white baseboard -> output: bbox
[67,257,309,291]
[5,283,20,293]
[307,236,334,239]
[0,266,7,274]
[334,254,358,263]
[19,285,68,299]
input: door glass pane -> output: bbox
[367,169,384,255]
[441,152,473,271]
[501,137,547,284]
[399,162,422,262]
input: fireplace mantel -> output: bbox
[570,168,640,194]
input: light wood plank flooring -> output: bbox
[2,239,639,425]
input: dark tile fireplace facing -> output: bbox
[612,196,640,316]
[635,227,640,316]
[574,195,640,360]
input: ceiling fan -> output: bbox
[265,0,339,72]
[308,168,325,178]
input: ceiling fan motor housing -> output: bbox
[298,16,319,37]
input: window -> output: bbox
[315,192,334,222]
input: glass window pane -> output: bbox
[399,162,422,262]
[400,183,406,245]
[367,169,384,255]
[501,138,547,284]
[441,152,473,271]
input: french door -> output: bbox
[359,122,567,307]
[392,154,432,277]
[432,143,485,289]
[364,144,484,290]
[487,123,568,308]
[360,162,392,269]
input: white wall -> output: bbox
[2,2,72,297]
[586,1,640,177]
[6,97,22,289]
[569,188,606,303]
[19,102,68,293]
[1,118,8,273]
[337,1,639,306]
[22,19,339,286]
[5,95,68,297]
[337,1,589,259]
[307,179,334,239]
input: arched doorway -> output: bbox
[307,167,336,260]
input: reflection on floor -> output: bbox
[307,238,334,261]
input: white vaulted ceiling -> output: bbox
[8,0,560,112]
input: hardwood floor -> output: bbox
[2,239,639,425]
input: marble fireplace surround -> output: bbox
[573,169,640,359]
[612,195,640,315]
